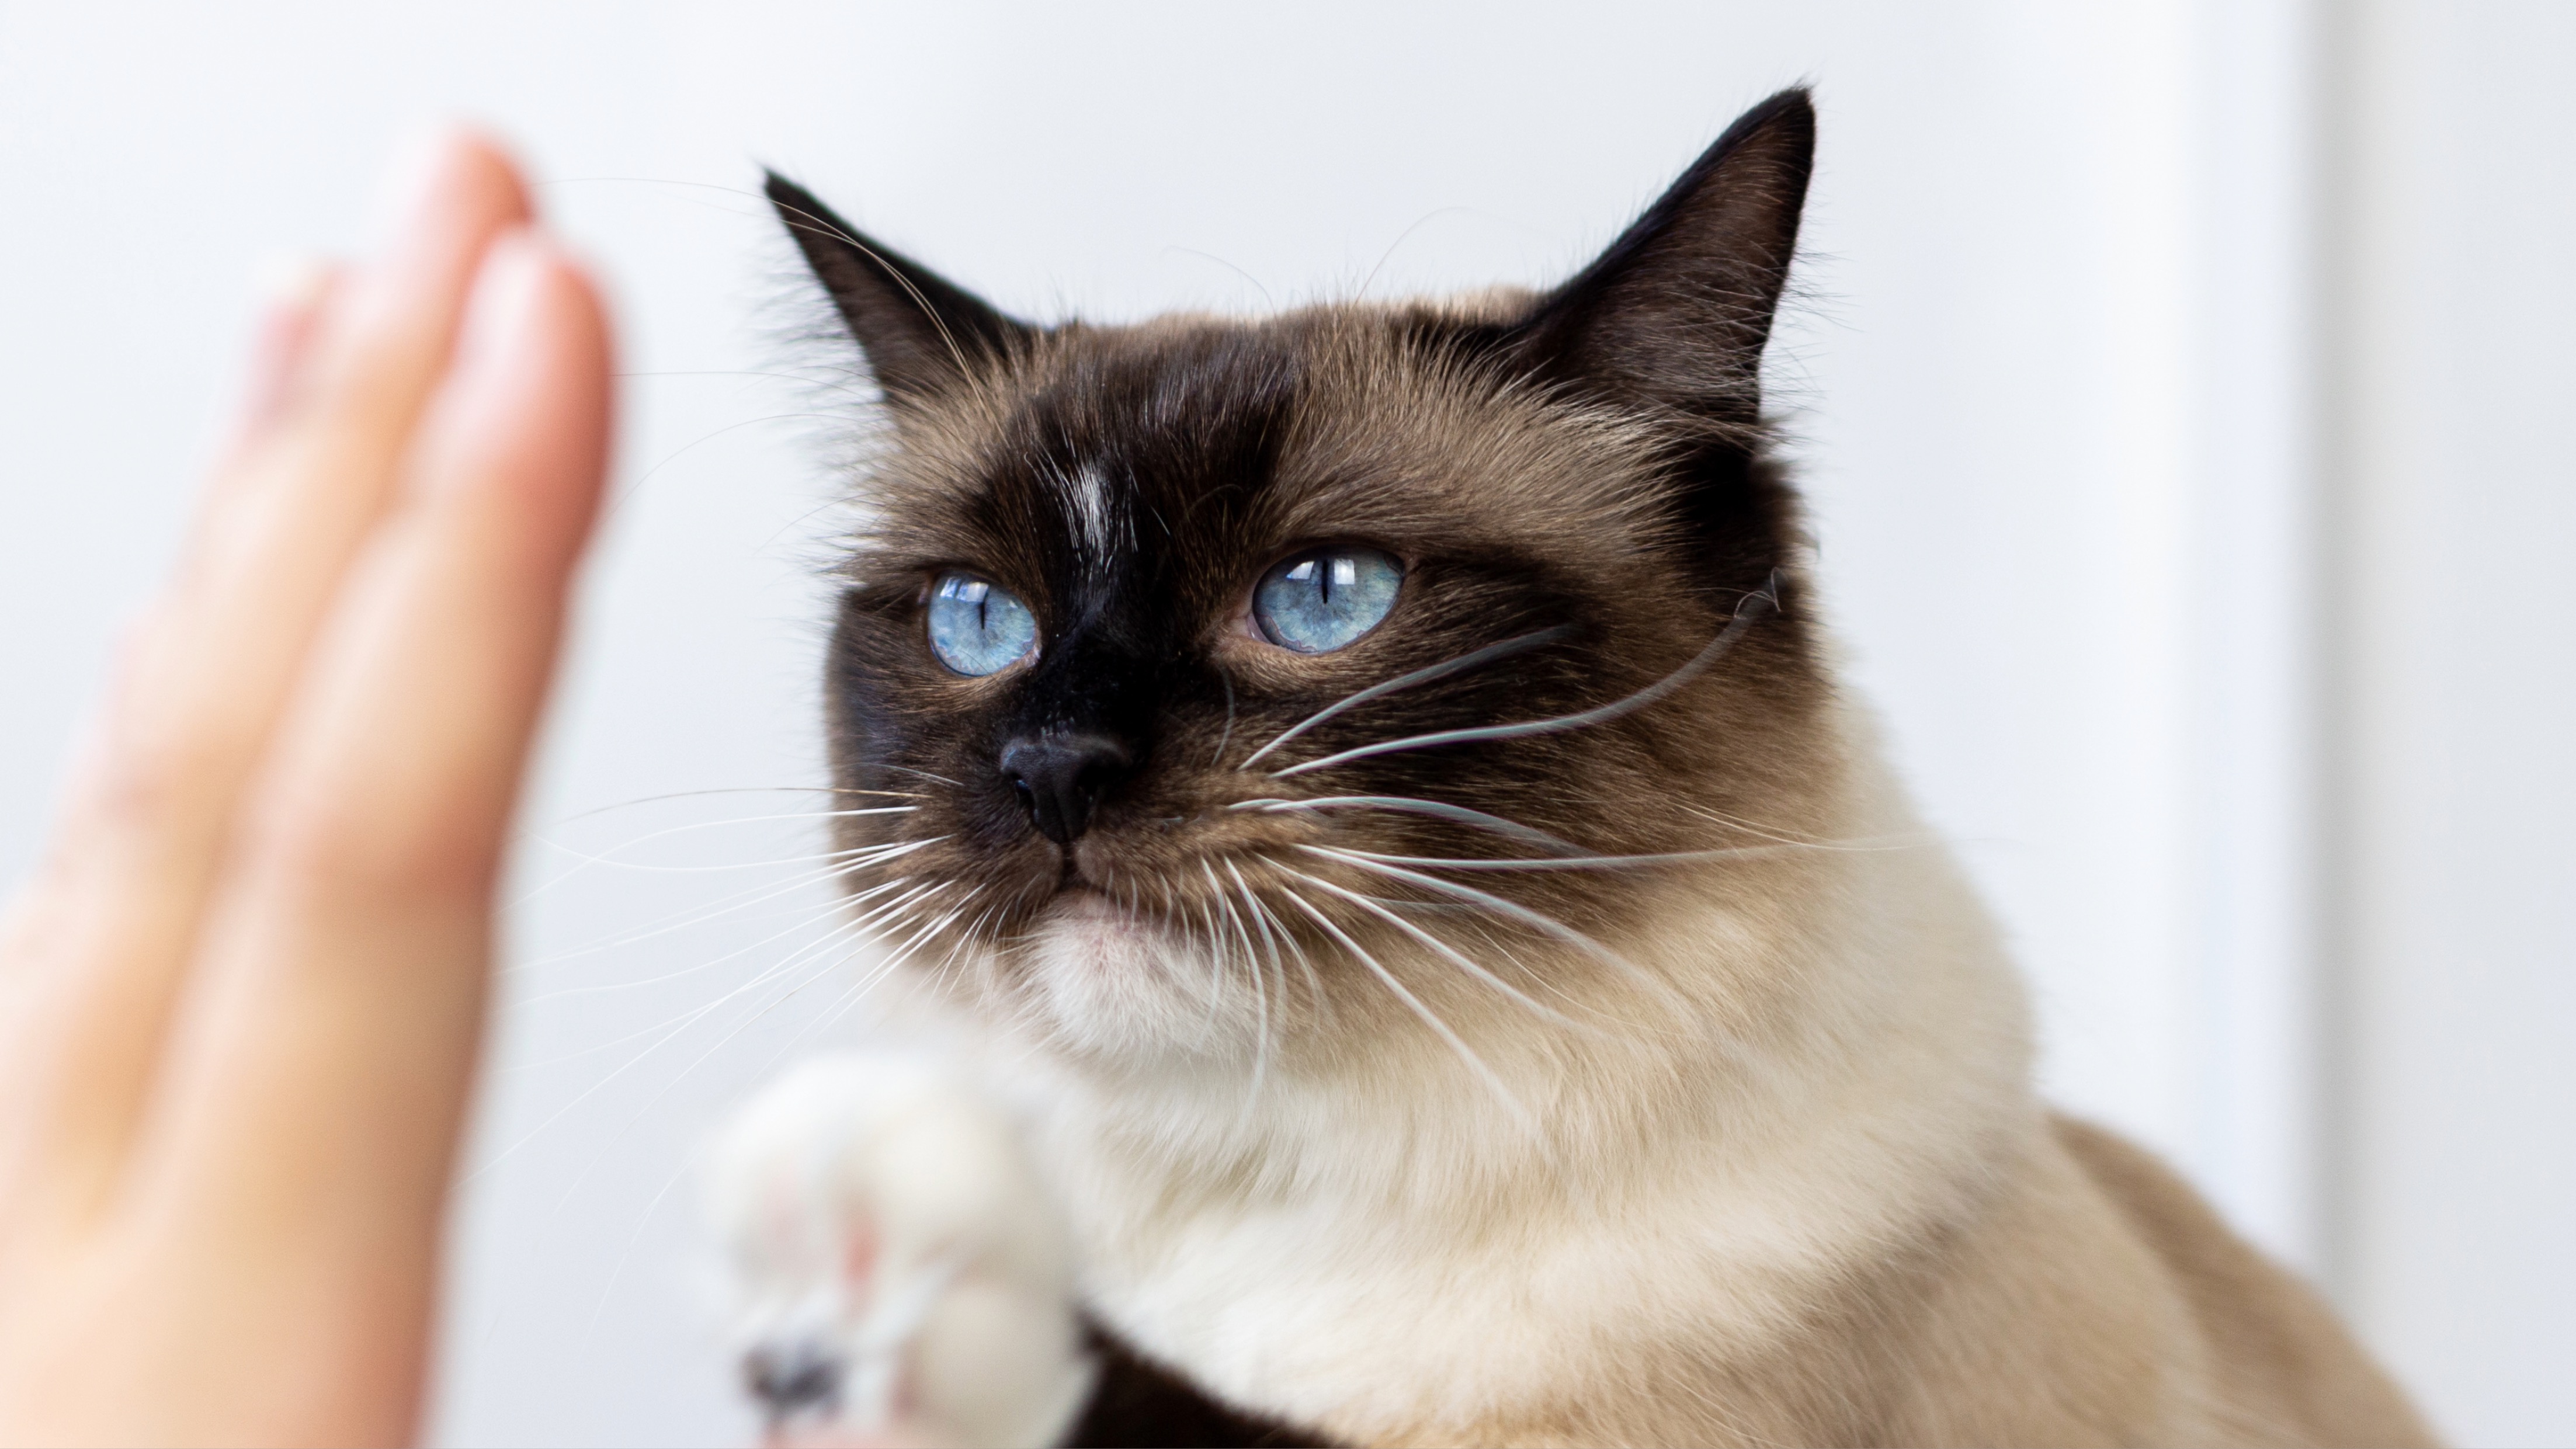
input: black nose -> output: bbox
[999,734,1133,845]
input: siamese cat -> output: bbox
[706,89,2436,1447]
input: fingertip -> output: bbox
[370,124,534,246]
[449,232,613,440]
[415,232,616,540]
[442,125,537,228]
[447,231,548,376]
[530,241,617,435]
[510,239,617,536]
[460,234,610,367]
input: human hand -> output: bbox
[0,131,612,1446]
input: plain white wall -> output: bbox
[2328,4,2576,1444]
[0,2,2563,1445]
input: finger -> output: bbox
[127,238,612,1430]
[0,131,532,1236]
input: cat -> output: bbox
[706,88,2437,1448]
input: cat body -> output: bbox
[714,91,2434,1447]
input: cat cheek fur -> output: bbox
[724,86,2438,1447]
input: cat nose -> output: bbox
[998,734,1133,845]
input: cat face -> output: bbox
[777,92,1832,1064]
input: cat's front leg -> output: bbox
[709,1054,1094,1448]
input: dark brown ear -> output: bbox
[765,172,1034,406]
[1513,88,1814,431]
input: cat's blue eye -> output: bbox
[1253,546,1402,654]
[926,571,1038,676]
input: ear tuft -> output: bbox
[764,172,1032,406]
[1514,88,1815,430]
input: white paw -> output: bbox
[708,1054,1093,1448]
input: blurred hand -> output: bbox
[0,131,612,1447]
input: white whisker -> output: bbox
[466,912,886,1182]
[1298,844,1688,1023]
[541,907,909,1227]
[1213,670,1237,767]
[1679,802,1933,853]
[868,762,967,789]
[1228,858,1328,1024]
[1270,581,1776,779]
[1236,625,1581,770]
[744,887,985,1080]
[523,834,917,878]
[499,914,858,1075]
[1276,866,1587,1033]
[1204,862,1273,1104]
[512,805,921,903]
[1276,885,1533,1131]
[517,888,881,1006]
[533,783,924,832]
[495,875,935,1077]
[1232,795,1587,855]
[807,887,984,1041]
[502,840,942,976]
[1322,845,1800,872]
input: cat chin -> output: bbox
[1017,888,1262,1061]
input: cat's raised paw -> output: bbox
[708,1054,1092,1448]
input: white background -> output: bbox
[0,2,2565,1444]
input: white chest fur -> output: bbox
[995,887,2030,1441]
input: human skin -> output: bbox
[0,130,612,1447]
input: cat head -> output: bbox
[775,91,1836,1071]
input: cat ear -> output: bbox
[764,172,1033,405]
[1513,88,1814,430]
